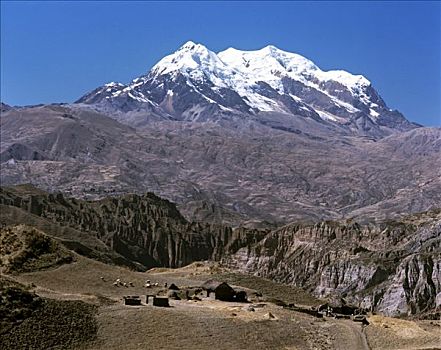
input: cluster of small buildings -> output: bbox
[123,279,248,307]
[120,278,369,325]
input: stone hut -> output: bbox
[146,295,170,307]
[168,290,181,300]
[153,296,170,307]
[123,296,141,306]
[201,280,236,302]
[168,283,180,290]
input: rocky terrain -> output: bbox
[0,225,73,273]
[0,185,266,270]
[1,185,439,319]
[227,210,441,317]
[1,104,440,226]
[0,278,97,350]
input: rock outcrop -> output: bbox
[0,185,267,269]
[226,213,441,317]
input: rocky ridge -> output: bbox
[1,185,439,318]
[76,41,418,137]
[0,185,267,269]
[227,212,441,317]
[1,105,439,226]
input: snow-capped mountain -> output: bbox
[76,41,418,134]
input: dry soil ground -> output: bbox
[4,256,441,350]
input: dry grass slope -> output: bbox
[0,278,97,350]
[0,225,74,274]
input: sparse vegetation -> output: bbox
[0,225,74,273]
[0,278,97,350]
[0,280,42,328]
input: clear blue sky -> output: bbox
[1,1,440,126]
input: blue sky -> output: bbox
[1,1,440,126]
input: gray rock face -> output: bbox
[226,212,441,317]
[377,253,439,316]
[1,102,13,113]
[0,185,267,269]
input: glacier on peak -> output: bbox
[144,42,374,114]
[217,44,372,93]
[151,41,227,78]
[104,82,125,87]
[76,41,416,133]
[150,42,371,96]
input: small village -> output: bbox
[106,276,370,326]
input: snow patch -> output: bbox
[370,108,380,118]
[289,94,302,102]
[316,110,346,123]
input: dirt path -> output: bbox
[330,320,371,350]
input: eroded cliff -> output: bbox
[226,213,440,317]
[0,185,266,269]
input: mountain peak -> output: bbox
[218,45,318,74]
[151,41,223,77]
[76,41,416,134]
[178,40,206,52]
[260,44,282,53]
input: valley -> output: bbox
[1,40,440,350]
[1,185,439,320]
